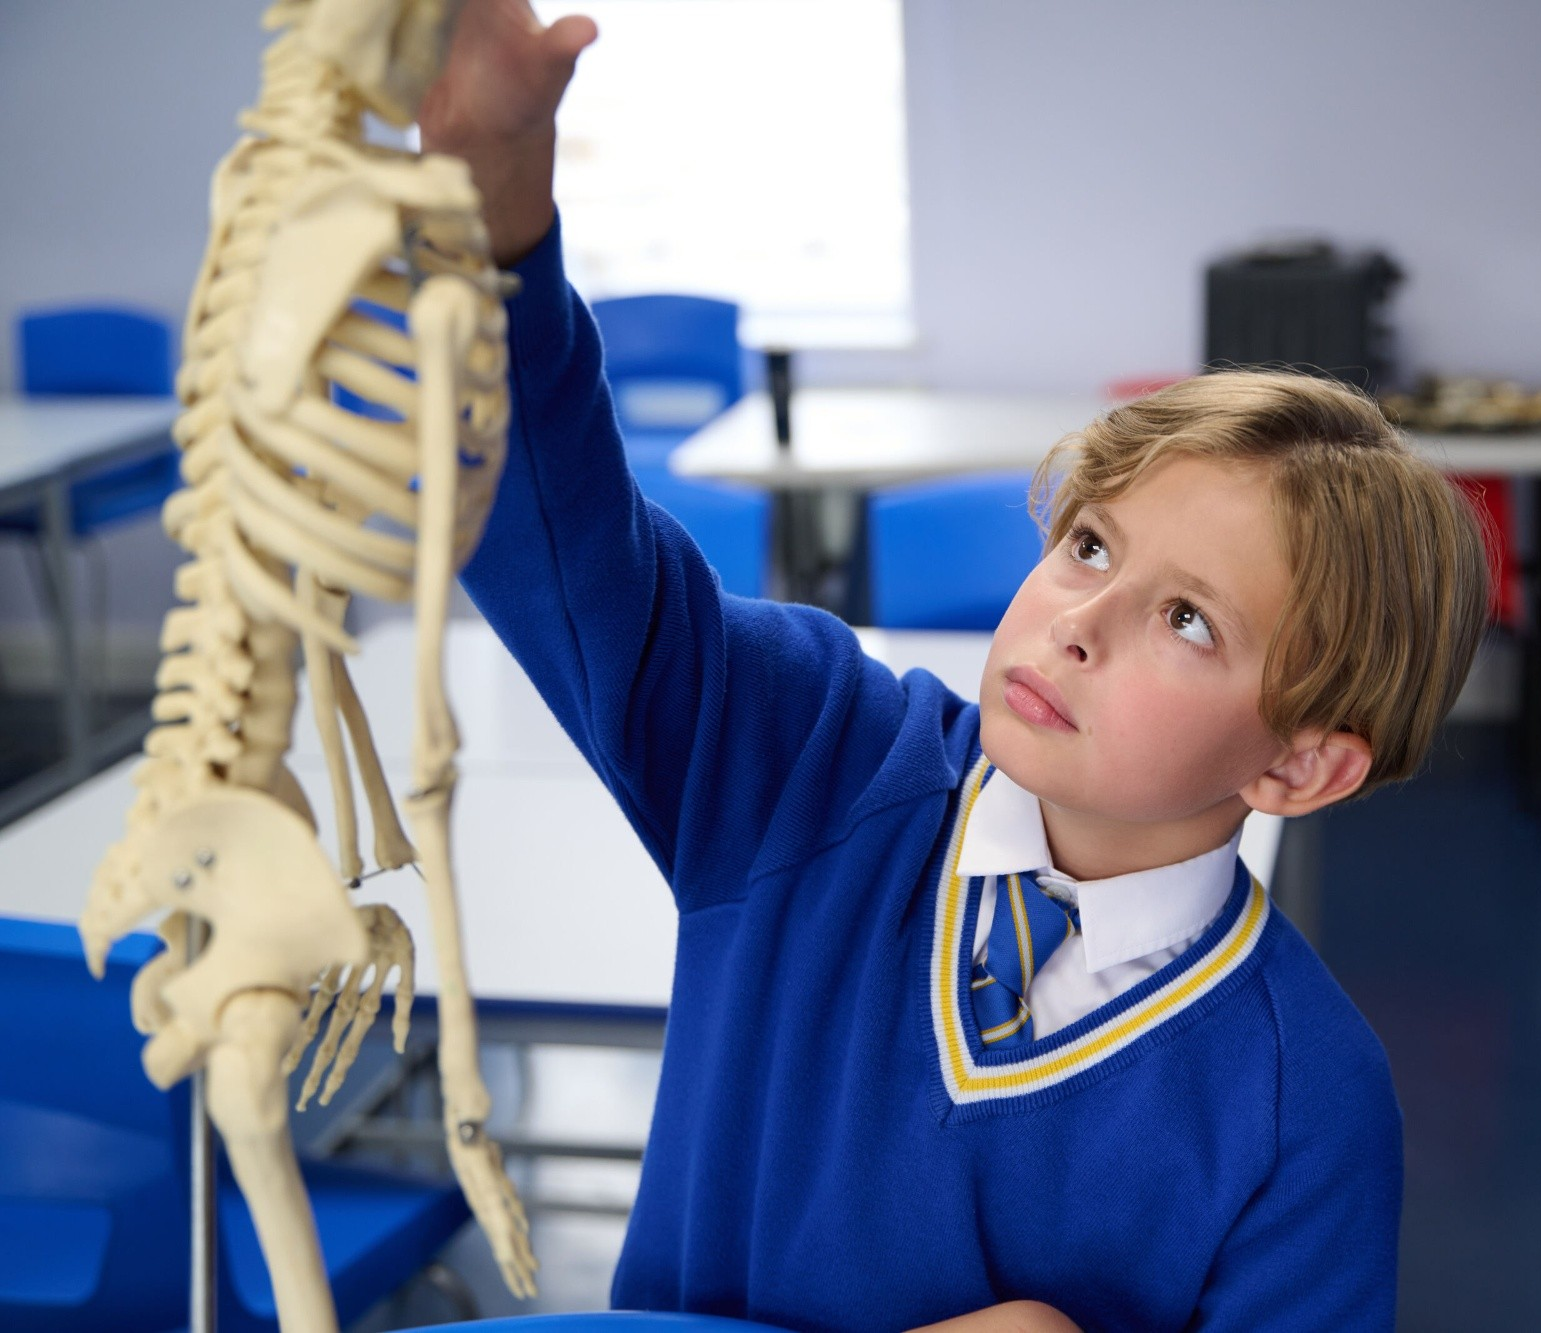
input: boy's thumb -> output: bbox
[547,13,599,64]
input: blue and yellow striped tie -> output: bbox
[971,872,1079,1048]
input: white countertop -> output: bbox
[0,396,180,493]
[672,387,1541,490]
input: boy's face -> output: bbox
[980,454,1292,842]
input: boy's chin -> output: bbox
[978,721,1064,800]
[980,725,1207,826]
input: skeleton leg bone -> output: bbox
[209,988,338,1333]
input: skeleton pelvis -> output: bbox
[134,788,369,1058]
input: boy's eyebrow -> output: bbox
[1084,503,1125,543]
[1083,503,1255,650]
[1161,565,1254,651]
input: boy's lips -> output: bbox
[1003,665,1078,731]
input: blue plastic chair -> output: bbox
[395,1312,790,1332]
[591,294,744,444]
[591,295,768,598]
[867,473,1045,630]
[0,920,186,1331]
[0,915,471,1332]
[18,305,175,398]
[8,304,181,534]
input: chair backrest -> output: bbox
[0,916,188,1332]
[632,463,771,599]
[17,305,177,397]
[590,294,743,434]
[867,473,1045,631]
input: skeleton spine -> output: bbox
[147,33,369,809]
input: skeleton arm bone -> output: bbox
[403,273,535,1295]
[297,568,364,884]
[334,652,417,870]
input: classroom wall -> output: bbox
[892,0,1541,394]
[1,0,1537,645]
[0,3,268,655]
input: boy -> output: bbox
[423,5,1492,1329]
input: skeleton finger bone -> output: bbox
[321,903,416,1102]
[290,903,414,1109]
[296,962,363,1112]
[284,962,345,1077]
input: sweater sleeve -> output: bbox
[1188,982,1404,1331]
[460,220,947,911]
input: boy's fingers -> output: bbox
[455,3,596,105]
[537,15,599,95]
[423,3,594,149]
[544,13,599,74]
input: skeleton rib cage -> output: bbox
[79,10,535,1329]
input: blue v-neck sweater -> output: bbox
[460,222,1402,1332]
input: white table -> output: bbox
[672,387,1541,488]
[0,619,1281,1011]
[0,398,181,496]
[671,389,1109,491]
[0,396,181,823]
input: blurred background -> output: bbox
[0,1,1537,1329]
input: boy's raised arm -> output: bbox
[422,1,943,903]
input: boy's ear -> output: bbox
[1242,729,1373,818]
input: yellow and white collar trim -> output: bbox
[930,755,1272,1106]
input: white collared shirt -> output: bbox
[957,770,1242,1041]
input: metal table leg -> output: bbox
[38,476,87,783]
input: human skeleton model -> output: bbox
[77,0,535,1326]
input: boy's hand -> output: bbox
[419,0,598,266]
[909,1300,1083,1333]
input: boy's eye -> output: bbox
[1166,601,1215,649]
[1068,527,1110,571]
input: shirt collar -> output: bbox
[955,768,1242,973]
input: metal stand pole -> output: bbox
[39,476,88,783]
[189,917,217,1333]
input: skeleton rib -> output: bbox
[289,394,421,482]
[230,388,420,527]
[221,427,416,575]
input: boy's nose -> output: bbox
[1051,610,1092,664]
[1051,580,1125,665]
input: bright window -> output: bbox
[534,0,913,349]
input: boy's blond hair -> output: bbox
[1033,369,1494,795]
